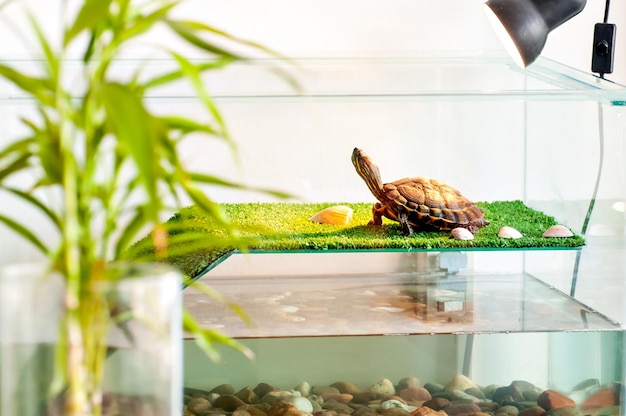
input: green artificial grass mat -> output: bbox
[155,200,584,278]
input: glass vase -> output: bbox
[0,262,182,416]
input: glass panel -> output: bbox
[185,252,619,338]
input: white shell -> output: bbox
[451,227,474,240]
[498,226,523,239]
[542,224,574,238]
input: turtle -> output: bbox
[351,147,489,236]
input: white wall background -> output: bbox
[0,0,625,266]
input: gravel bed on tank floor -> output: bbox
[182,375,622,416]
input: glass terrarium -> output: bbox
[173,55,626,416]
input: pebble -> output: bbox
[368,378,396,396]
[322,399,354,414]
[236,386,258,403]
[261,391,296,405]
[288,396,314,412]
[430,391,456,401]
[211,384,235,395]
[482,384,502,400]
[495,405,520,416]
[382,399,417,412]
[383,408,411,416]
[422,398,450,411]
[450,389,481,402]
[545,408,581,416]
[269,401,301,416]
[580,386,619,412]
[479,402,500,412]
[214,395,247,412]
[465,387,486,400]
[237,405,272,416]
[317,411,341,416]
[399,387,431,402]
[451,227,474,240]
[320,393,353,404]
[423,383,444,395]
[409,407,447,416]
[187,397,211,415]
[313,386,341,396]
[352,391,384,404]
[518,406,547,416]
[255,383,277,398]
[542,225,574,238]
[493,384,524,404]
[330,381,362,394]
[537,390,576,410]
[295,382,311,397]
[442,402,482,415]
[397,377,422,390]
[498,226,523,239]
[444,374,477,392]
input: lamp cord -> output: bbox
[570,99,605,297]
[603,0,611,23]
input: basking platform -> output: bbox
[155,201,584,278]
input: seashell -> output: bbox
[498,226,523,239]
[542,224,574,238]
[451,227,474,240]
[309,205,353,225]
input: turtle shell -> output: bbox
[380,177,488,232]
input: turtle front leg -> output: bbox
[399,212,415,236]
[368,202,385,226]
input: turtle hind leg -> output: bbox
[399,212,415,236]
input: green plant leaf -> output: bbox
[0,152,31,183]
[0,213,48,253]
[181,182,234,231]
[1,187,62,229]
[186,279,252,327]
[172,52,231,141]
[98,82,161,220]
[189,172,293,199]
[160,115,219,136]
[117,1,178,44]
[0,64,54,106]
[165,19,242,60]
[182,309,254,363]
[64,0,113,46]
[140,57,234,92]
[28,12,59,83]
[113,209,144,260]
[36,111,63,184]
[165,19,300,92]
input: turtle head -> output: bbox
[352,148,384,196]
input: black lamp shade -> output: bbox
[485,0,587,67]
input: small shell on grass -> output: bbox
[542,224,574,238]
[451,227,474,240]
[309,205,353,225]
[498,226,523,239]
